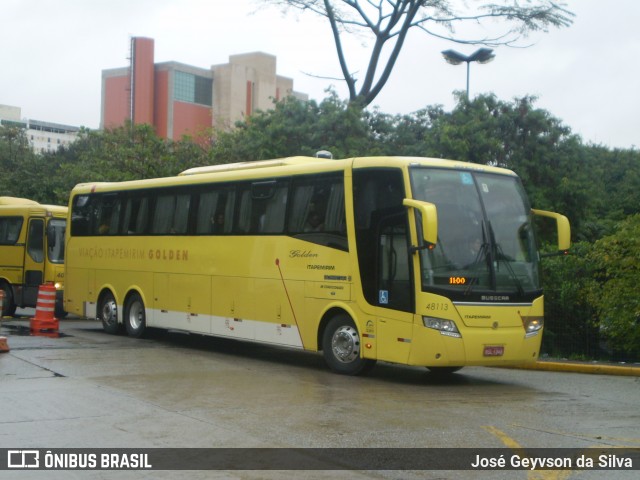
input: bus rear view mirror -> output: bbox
[532,209,571,252]
[403,199,438,247]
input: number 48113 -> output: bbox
[425,303,449,311]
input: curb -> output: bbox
[522,361,640,377]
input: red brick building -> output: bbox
[101,37,307,140]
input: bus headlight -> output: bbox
[522,316,543,337]
[423,316,462,338]
[54,282,63,290]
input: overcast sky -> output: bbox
[1,0,638,149]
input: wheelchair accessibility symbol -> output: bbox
[379,290,389,305]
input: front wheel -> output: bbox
[124,293,146,338]
[55,301,68,319]
[1,282,17,317]
[322,315,376,375]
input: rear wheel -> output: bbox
[322,315,376,375]
[1,282,17,317]
[98,291,120,334]
[124,293,146,338]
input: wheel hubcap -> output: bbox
[102,301,117,325]
[331,325,360,363]
[129,301,144,330]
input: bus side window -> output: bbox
[196,191,220,234]
[239,180,288,234]
[71,195,92,236]
[288,175,345,235]
[0,217,23,244]
[123,196,149,234]
[233,181,289,235]
[261,184,288,233]
[94,194,120,235]
[152,194,176,234]
[196,188,233,234]
[324,182,345,233]
[237,189,252,233]
[135,197,149,234]
[173,194,190,234]
[108,199,122,235]
[222,190,235,234]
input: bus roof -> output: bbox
[0,198,67,217]
[40,205,68,216]
[179,157,321,176]
[71,156,518,194]
[0,196,40,206]
[180,156,516,177]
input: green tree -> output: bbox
[262,0,573,106]
[588,146,640,224]
[366,105,442,157]
[10,149,66,204]
[56,123,209,199]
[210,92,375,161]
[0,125,37,197]
[540,242,600,359]
[0,123,210,206]
[587,215,640,358]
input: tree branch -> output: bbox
[258,0,575,107]
[364,0,421,104]
[324,0,358,99]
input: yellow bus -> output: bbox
[0,197,67,317]
[64,156,570,375]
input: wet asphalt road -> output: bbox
[1,314,639,480]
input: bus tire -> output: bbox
[98,291,120,334]
[322,314,376,375]
[55,304,68,319]
[1,282,17,317]
[124,292,146,338]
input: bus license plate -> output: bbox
[484,346,504,357]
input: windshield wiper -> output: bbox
[487,221,525,297]
[495,243,525,297]
[464,221,525,297]
[464,221,490,296]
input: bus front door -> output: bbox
[22,218,45,307]
[375,212,415,365]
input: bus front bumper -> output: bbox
[407,324,542,368]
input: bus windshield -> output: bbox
[410,167,540,301]
[47,218,66,263]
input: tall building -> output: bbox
[0,104,80,154]
[101,37,307,140]
[211,52,307,129]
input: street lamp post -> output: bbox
[441,48,495,98]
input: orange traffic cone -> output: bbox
[30,283,59,336]
[0,290,9,351]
